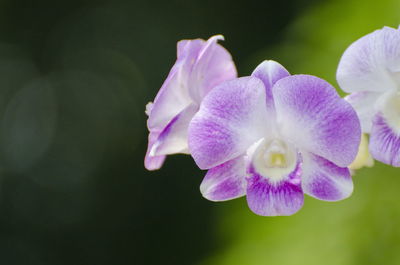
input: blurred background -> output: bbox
[0,0,399,264]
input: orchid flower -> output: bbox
[337,26,400,167]
[188,61,361,216]
[145,35,237,170]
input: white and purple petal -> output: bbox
[345,91,381,133]
[337,26,400,94]
[150,104,198,156]
[145,35,237,170]
[301,153,353,201]
[188,77,269,169]
[188,35,237,104]
[147,42,199,130]
[200,156,246,201]
[251,60,290,110]
[246,163,303,216]
[148,35,236,133]
[273,75,361,167]
[369,114,400,167]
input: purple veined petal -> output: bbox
[188,77,269,169]
[188,35,237,104]
[144,131,166,170]
[145,35,236,171]
[246,163,303,216]
[200,156,247,201]
[381,26,400,72]
[148,38,209,131]
[251,60,290,110]
[301,152,353,201]
[148,35,236,134]
[150,104,198,156]
[337,26,400,94]
[345,91,381,133]
[369,113,400,167]
[273,75,361,167]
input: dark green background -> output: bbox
[0,0,398,264]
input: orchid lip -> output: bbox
[251,138,297,182]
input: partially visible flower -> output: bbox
[337,26,400,167]
[188,60,361,216]
[145,35,237,170]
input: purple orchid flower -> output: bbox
[337,26,400,167]
[188,61,361,216]
[145,35,237,170]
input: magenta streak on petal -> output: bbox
[246,162,303,216]
[301,153,352,201]
[200,156,246,201]
[207,178,243,200]
[308,175,344,200]
[150,104,198,156]
[370,114,400,166]
[150,114,181,155]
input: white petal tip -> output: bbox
[145,102,153,116]
[209,34,225,42]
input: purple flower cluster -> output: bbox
[145,27,400,216]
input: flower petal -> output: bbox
[246,164,303,216]
[177,38,204,59]
[251,60,290,110]
[145,36,236,170]
[273,75,361,167]
[147,51,194,131]
[337,26,400,93]
[301,152,353,201]
[188,77,269,169]
[144,132,166,171]
[148,35,236,131]
[345,91,381,133]
[370,113,400,166]
[188,35,237,104]
[200,156,246,201]
[150,104,198,156]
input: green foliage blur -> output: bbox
[0,0,398,264]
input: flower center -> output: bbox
[252,139,297,181]
[268,153,287,167]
